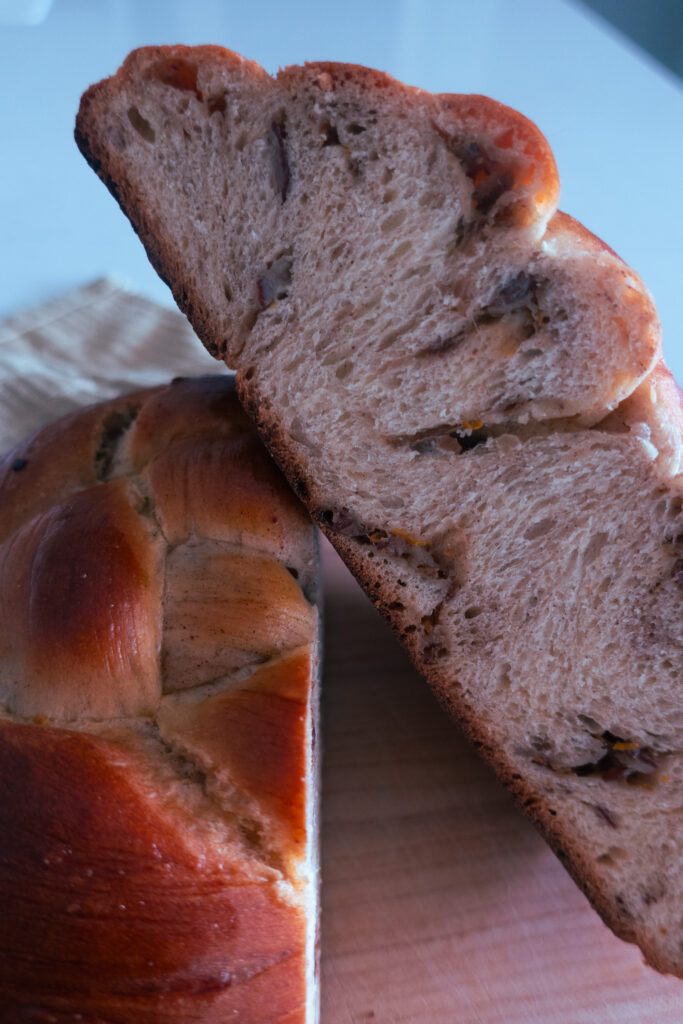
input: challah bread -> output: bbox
[0,375,320,1022]
[76,47,682,975]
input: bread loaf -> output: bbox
[0,375,320,1022]
[75,47,682,976]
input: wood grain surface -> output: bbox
[319,541,683,1024]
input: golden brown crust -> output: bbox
[0,386,157,544]
[0,479,164,720]
[146,433,311,557]
[120,43,270,93]
[162,546,316,690]
[159,649,312,857]
[0,718,306,1022]
[126,373,248,468]
[0,376,318,1019]
[434,92,559,225]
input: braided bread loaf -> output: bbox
[0,375,319,1022]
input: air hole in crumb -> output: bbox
[223,282,233,302]
[321,123,341,147]
[268,113,290,201]
[235,130,248,151]
[421,602,443,633]
[151,56,201,97]
[381,209,407,232]
[242,309,259,333]
[597,846,628,866]
[257,253,292,309]
[524,518,556,541]
[207,94,226,115]
[388,240,412,261]
[593,804,619,828]
[578,713,603,732]
[347,123,366,134]
[423,643,449,663]
[455,428,489,453]
[464,606,482,619]
[127,106,155,143]
[379,495,404,509]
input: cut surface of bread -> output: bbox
[0,375,320,1023]
[76,46,682,975]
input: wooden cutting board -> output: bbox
[319,542,683,1024]
[3,282,681,1023]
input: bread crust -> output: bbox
[0,376,319,1020]
[0,478,164,720]
[0,718,307,1023]
[0,385,156,542]
[607,358,683,476]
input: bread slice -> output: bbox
[0,376,320,1022]
[76,46,682,975]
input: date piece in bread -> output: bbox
[0,376,320,1023]
[76,48,682,975]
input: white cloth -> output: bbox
[0,279,221,452]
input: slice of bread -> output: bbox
[0,376,320,1022]
[76,46,682,976]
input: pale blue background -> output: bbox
[1,0,681,379]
